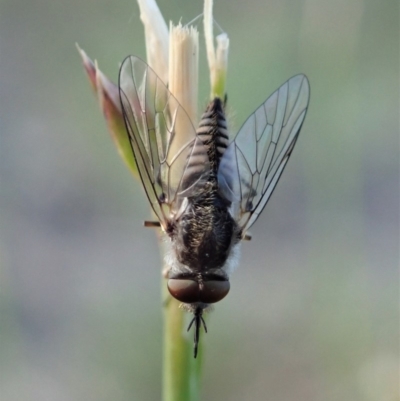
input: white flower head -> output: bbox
[138,0,229,109]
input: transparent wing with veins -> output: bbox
[119,56,210,231]
[218,74,310,236]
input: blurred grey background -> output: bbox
[0,0,398,400]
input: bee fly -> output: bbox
[118,56,310,358]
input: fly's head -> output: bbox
[167,273,230,305]
[167,271,230,357]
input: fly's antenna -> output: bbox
[187,306,207,358]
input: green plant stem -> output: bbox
[162,284,203,401]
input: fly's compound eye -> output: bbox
[168,279,199,303]
[167,279,230,304]
[200,280,230,303]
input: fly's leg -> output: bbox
[144,221,161,227]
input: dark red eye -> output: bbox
[199,280,230,303]
[167,279,200,303]
[167,279,231,304]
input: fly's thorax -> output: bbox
[172,191,238,272]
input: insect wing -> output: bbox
[119,56,210,230]
[218,74,310,235]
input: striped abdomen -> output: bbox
[183,98,229,183]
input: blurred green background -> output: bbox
[0,0,398,400]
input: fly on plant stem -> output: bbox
[118,56,310,358]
